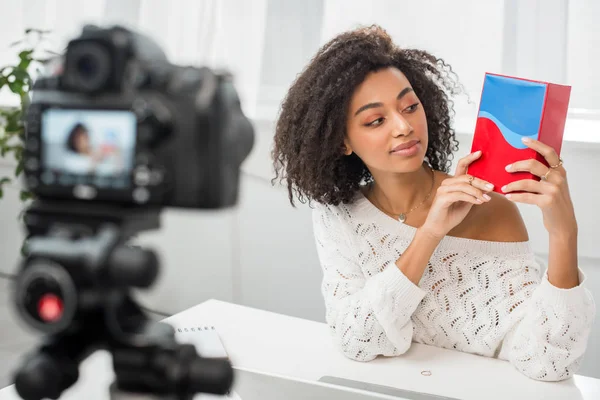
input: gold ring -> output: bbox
[550,158,563,169]
[467,175,474,186]
[541,170,552,181]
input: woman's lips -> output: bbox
[390,140,420,157]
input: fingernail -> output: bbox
[501,185,507,192]
[522,137,531,143]
[483,194,491,201]
[505,194,512,199]
[485,183,494,190]
[505,164,512,171]
[475,150,482,156]
[477,198,483,203]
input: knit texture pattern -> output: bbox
[312,194,595,381]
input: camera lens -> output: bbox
[24,277,64,324]
[76,54,99,80]
[65,42,111,92]
[15,259,77,334]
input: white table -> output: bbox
[1,299,599,400]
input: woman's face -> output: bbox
[344,67,428,175]
[74,130,90,154]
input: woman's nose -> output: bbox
[391,113,413,137]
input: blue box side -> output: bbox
[478,74,547,149]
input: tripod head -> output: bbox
[12,200,234,400]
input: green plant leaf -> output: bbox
[12,67,29,78]
[13,146,23,161]
[18,60,32,73]
[16,64,31,78]
[5,108,20,120]
[15,162,24,177]
[5,115,22,133]
[20,190,32,201]
[0,189,3,199]
[8,81,24,95]
[18,50,34,60]
[0,30,43,206]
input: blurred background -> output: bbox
[0,0,598,385]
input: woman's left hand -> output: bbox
[501,137,577,238]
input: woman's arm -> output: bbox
[480,194,595,382]
[499,259,595,382]
[498,137,595,381]
[547,231,579,289]
[314,204,435,361]
[394,228,441,284]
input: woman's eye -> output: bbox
[365,118,384,127]
[405,103,420,113]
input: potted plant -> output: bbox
[0,28,55,203]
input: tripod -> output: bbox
[12,200,234,400]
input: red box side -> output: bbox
[538,83,571,164]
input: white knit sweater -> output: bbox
[312,192,595,382]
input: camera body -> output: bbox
[23,24,254,209]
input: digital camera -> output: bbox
[22,24,254,209]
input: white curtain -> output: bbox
[567,0,600,112]
[0,0,598,120]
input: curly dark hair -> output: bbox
[65,122,89,153]
[272,25,463,206]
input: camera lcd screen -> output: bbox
[40,109,136,189]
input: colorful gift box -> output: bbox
[467,73,571,193]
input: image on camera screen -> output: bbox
[40,109,136,188]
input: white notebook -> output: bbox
[173,325,229,359]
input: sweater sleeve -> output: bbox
[498,257,596,382]
[312,204,427,361]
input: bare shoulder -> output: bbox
[438,171,529,242]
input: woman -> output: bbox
[65,123,121,175]
[272,25,594,382]
[66,123,93,155]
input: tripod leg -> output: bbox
[13,331,95,400]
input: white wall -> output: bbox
[1,118,599,378]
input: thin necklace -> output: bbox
[371,166,435,224]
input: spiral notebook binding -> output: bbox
[176,325,216,333]
[173,325,228,359]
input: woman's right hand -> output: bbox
[421,151,494,240]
